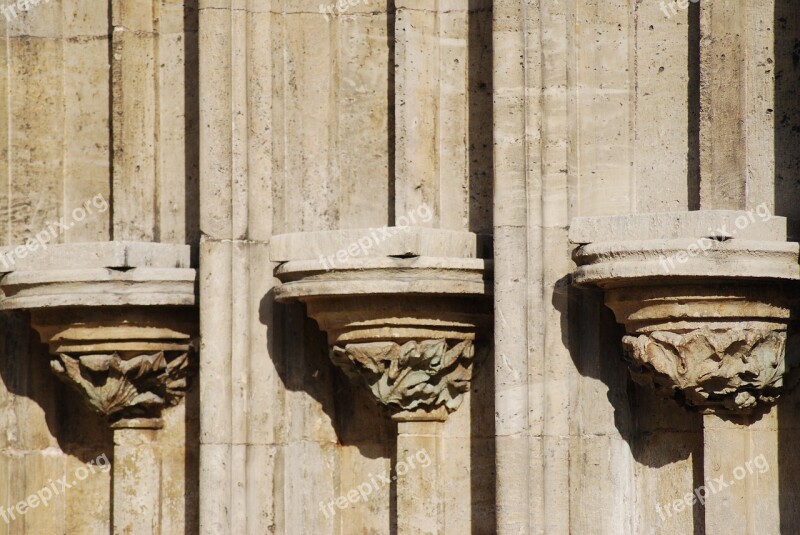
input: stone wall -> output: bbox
[0,0,799,534]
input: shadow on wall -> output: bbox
[184,0,201,262]
[468,0,493,234]
[555,276,704,467]
[261,288,498,533]
[469,338,496,533]
[775,0,800,531]
[261,290,396,458]
[556,277,706,531]
[0,310,112,464]
[774,0,800,222]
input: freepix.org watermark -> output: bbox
[1,0,50,23]
[655,453,769,521]
[319,448,432,518]
[660,0,699,18]
[319,0,371,21]
[319,203,433,270]
[0,193,109,271]
[658,203,772,274]
[0,453,111,525]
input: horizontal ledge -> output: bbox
[569,210,792,243]
[274,257,492,301]
[0,268,197,309]
[573,239,799,287]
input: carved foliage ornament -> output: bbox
[622,328,790,413]
[50,351,190,422]
[331,339,477,415]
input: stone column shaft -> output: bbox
[702,414,780,534]
[396,421,444,535]
[699,0,775,210]
[697,1,782,531]
[113,427,162,535]
[110,0,159,240]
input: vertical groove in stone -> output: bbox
[1,16,9,246]
[245,0,272,242]
[229,238,249,535]
[231,5,248,241]
[541,0,568,530]
[270,4,286,236]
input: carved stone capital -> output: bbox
[30,306,198,428]
[623,328,790,413]
[271,229,492,422]
[332,339,480,420]
[0,242,199,428]
[570,211,800,417]
[51,350,190,425]
[25,306,198,427]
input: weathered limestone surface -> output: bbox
[0,1,199,532]
[2,0,800,533]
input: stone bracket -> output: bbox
[271,229,492,422]
[570,211,800,416]
[332,339,481,420]
[51,350,191,426]
[0,241,199,428]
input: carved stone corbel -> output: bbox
[50,350,190,422]
[622,326,791,413]
[0,242,198,428]
[570,211,800,416]
[331,338,480,420]
[271,228,492,422]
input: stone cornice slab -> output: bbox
[0,240,191,273]
[573,239,799,287]
[274,256,490,300]
[270,226,492,261]
[570,210,792,243]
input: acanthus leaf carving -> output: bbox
[331,339,477,417]
[622,328,789,414]
[50,351,191,423]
